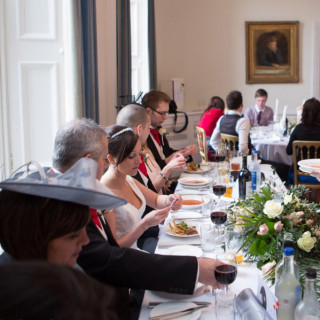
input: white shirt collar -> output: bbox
[255,104,265,113]
[227,110,242,116]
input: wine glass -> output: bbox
[214,252,238,316]
[212,175,227,207]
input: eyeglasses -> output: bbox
[150,108,169,117]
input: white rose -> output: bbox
[283,193,293,205]
[297,231,317,252]
[263,200,283,219]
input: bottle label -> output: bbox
[252,172,257,190]
[246,181,252,197]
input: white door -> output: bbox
[0,0,65,176]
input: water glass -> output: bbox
[225,225,244,264]
[200,223,225,253]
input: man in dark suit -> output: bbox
[141,90,197,169]
[52,118,220,317]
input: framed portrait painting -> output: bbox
[246,21,299,84]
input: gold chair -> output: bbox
[292,140,320,189]
[220,133,239,154]
[195,126,208,163]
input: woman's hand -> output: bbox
[142,207,170,228]
[167,194,182,211]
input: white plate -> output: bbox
[171,211,203,220]
[178,176,211,188]
[164,245,203,258]
[150,301,201,320]
[183,164,211,174]
[298,166,318,177]
[181,195,210,210]
[298,159,320,171]
[151,282,207,300]
[163,222,199,238]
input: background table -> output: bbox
[252,138,293,167]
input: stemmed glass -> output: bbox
[212,175,227,207]
[214,252,238,316]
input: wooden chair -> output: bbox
[220,133,238,155]
[195,126,208,163]
[292,140,320,189]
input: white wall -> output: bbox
[155,0,320,116]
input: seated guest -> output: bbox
[210,90,251,155]
[0,262,120,320]
[0,158,129,318]
[116,104,185,252]
[53,119,221,300]
[286,98,320,184]
[116,104,186,195]
[101,125,182,249]
[141,90,197,169]
[198,96,225,137]
[244,89,274,127]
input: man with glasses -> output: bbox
[142,90,197,170]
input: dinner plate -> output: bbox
[171,211,203,220]
[178,176,211,188]
[183,164,211,174]
[181,195,210,210]
[149,301,201,320]
[163,222,199,238]
[298,166,318,177]
[298,159,320,171]
[151,282,207,300]
[164,245,203,258]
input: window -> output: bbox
[130,0,149,99]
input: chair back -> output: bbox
[195,126,208,163]
[220,133,239,155]
[292,140,320,189]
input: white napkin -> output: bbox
[279,105,287,131]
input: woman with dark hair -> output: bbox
[287,98,320,155]
[0,191,89,266]
[101,125,182,248]
[198,96,225,137]
[0,262,120,320]
[286,98,320,184]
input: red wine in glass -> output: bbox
[214,264,237,285]
[213,184,226,197]
[211,211,227,225]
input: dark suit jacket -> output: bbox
[147,132,176,169]
[78,220,198,294]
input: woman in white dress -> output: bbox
[101,125,182,248]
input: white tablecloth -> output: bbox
[139,165,280,320]
[252,138,293,166]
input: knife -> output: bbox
[149,304,208,320]
[148,301,210,308]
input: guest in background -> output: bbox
[286,98,320,185]
[198,96,225,138]
[244,89,274,127]
[210,90,251,155]
[142,90,197,169]
[101,125,182,249]
[0,262,120,320]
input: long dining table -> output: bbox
[138,164,282,320]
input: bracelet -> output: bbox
[159,171,169,182]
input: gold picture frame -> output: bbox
[246,21,299,84]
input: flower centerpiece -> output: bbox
[227,184,320,298]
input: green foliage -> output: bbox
[227,183,320,299]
